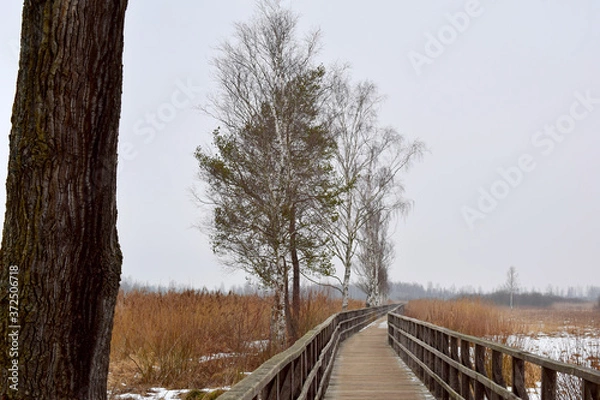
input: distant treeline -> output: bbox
[387,281,600,308]
[119,276,600,308]
[480,290,588,308]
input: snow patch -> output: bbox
[198,352,236,363]
[114,388,189,400]
[113,387,230,400]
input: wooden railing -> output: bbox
[219,303,399,400]
[388,311,600,400]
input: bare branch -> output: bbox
[300,271,344,295]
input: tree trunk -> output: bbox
[0,1,127,399]
[341,251,352,311]
[289,207,300,341]
[283,258,294,344]
[340,193,356,311]
[270,255,288,349]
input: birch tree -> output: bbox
[196,1,337,345]
[356,206,393,307]
[505,266,519,309]
[0,1,127,398]
[326,74,425,309]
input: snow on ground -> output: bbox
[197,352,236,363]
[505,383,542,400]
[504,332,600,369]
[359,318,389,332]
[500,331,599,399]
[359,320,377,332]
[112,387,229,400]
[111,339,267,399]
[197,340,269,363]
[113,388,189,400]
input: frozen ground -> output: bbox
[499,330,599,399]
[111,387,228,400]
[507,332,600,368]
[113,388,188,400]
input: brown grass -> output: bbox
[511,303,600,336]
[108,288,362,395]
[404,297,521,338]
[296,289,363,334]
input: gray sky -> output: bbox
[1,1,599,292]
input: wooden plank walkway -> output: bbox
[324,317,434,400]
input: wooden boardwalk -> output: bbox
[324,317,434,400]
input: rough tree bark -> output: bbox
[0,1,127,399]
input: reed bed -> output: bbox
[108,288,362,395]
[404,297,521,338]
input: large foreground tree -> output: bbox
[0,1,128,399]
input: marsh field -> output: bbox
[108,293,599,399]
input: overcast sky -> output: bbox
[1,1,599,293]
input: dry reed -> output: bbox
[404,297,520,338]
[108,288,362,395]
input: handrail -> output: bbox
[388,311,600,400]
[219,303,400,400]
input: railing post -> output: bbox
[583,379,599,400]
[474,344,488,400]
[278,363,293,400]
[541,367,557,400]
[418,324,425,390]
[491,349,506,400]
[440,332,450,400]
[433,330,443,398]
[301,350,307,396]
[408,320,414,368]
[460,340,474,400]
[449,336,460,394]
[511,356,528,400]
[388,316,395,344]
[426,325,435,392]
[309,339,316,399]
